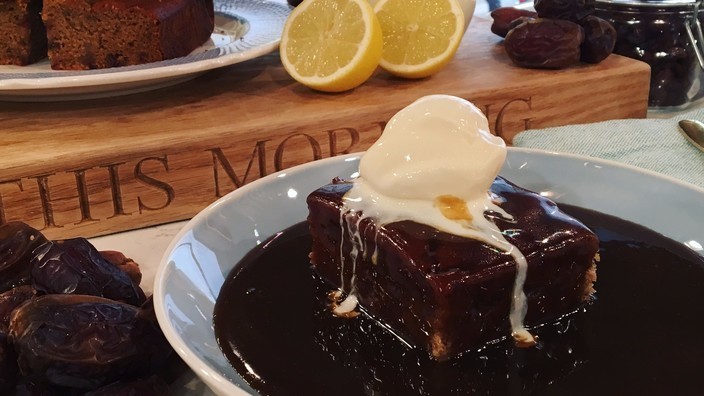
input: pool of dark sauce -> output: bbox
[214,205,704,396]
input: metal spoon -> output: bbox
[678,119,704,152]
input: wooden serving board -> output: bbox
[0,17,650,240]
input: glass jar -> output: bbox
[595,0,704,110]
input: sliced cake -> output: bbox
[42,0,214,70]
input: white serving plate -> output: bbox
[151,147,704,395]
[0,0,290,101]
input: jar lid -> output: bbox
[596,0,698,7]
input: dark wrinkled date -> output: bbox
[0,221,177,395]
[0,222,47,294]
[31,238,146,306]
[505,19,584,69]
[493,1,615,69]
[580,15,617,64]
[8,295,171,390]
[491,7,539,38]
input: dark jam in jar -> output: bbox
[595,0,704,109]
[213,205,704,396]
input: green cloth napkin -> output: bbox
[512,108,704,190]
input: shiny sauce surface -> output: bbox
[213,205,704,395]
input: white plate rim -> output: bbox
[0,0,290,95]
[154,147,704,396]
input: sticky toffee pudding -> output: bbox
[212,96,703,394]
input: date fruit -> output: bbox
[100,250,142,285]
[580,15,616,64]
[535,0,595,22]
[0,222,47,294]
[504,18,584,69]
[490,7,539,38]
[0,221,175,394]
[8,294,172,390]
[31,238,146,306]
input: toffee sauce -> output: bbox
[213,206,704,395]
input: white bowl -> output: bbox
[153,148,704,395]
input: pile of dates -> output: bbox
[0,222,180,395]
[491,0,617,69]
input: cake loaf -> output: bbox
[0,0,47,65]
[42,0,214,70]
[307,177,599,361]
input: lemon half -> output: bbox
[280,0,383,93]
[374,0,466,79]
